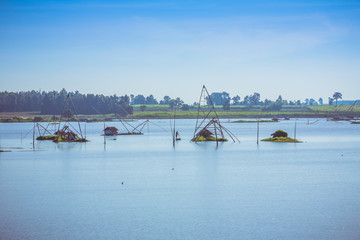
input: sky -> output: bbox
[1,0,360,103]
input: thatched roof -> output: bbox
[196,128,213,138]
[104,126,118,132]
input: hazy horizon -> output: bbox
[1,0,359,103]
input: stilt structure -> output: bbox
[192,85,239,145]
[170,107,181,147]
[35,122,58,140]
[24,122,53,141]
[113,115,166,135]
[257,119,260,145]
[113,116,145,135]
[54,95,87,142]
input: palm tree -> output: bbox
[333,92,342,106]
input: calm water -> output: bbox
[0,119,360,240]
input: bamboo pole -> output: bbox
[214,121,218,147]
[33,122,35,151]
[104,120,106,146]
[257,119,259,145]
[173,107,176,147]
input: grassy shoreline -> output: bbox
[261,137,302,143]
[1,106,360,123]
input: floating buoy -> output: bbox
[121,182,124,185]
[172,168,174,171]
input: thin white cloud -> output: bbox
[99,14,348,64]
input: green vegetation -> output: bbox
[262,130,301,143]
[1,104,360,122]
[191,136,228,142]
[132,104,170,111]
[36,135,58,140]
[261,137,301,143]
[131,109,360,119]
[231,119,278,123]
[53,137,88,143]
[117,132,143,135]
[0,89,132,116]
[0,112,120,123]
[271,130,288,138]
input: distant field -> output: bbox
[132,105,171,111]
[308,105,360,112]
[1,104,360,122]
[131,110,360,119]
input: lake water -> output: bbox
[1,119,360,240]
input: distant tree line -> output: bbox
[202,91,343,110]
[0,89,133,116]
[0,89,344,113]
[130,94,186,110]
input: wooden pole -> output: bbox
[173,107,176,147]
[214,121,218,147]
[104,120,106,146]
[257,119,259,145]
[33,122,35,151]
[170,117,174,146]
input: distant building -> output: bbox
[104,127,118,135]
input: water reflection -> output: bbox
[55,142,86,151]
[1,120,360,239]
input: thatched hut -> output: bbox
[104,126,118,136]
[196,129,213,138]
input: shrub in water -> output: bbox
[271,130,288,138]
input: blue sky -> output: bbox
[1,0,359,103]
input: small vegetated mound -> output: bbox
[36,135,58,141]
[191,129,228,142]
[54,135,88,143]
[117,132,144,135]
[271,130,288,138]
[53,126,88,142]
[262,130,301,143]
